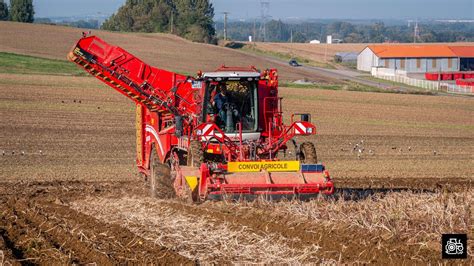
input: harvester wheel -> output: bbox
[299,142,318,164]
[187,140,204,167]
[150,150,174,198]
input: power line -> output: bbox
[222,12,230,41]
[414,19,419,43]
[260,1,270,42]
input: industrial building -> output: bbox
[357,45,474,73]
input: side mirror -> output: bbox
[301,114,310,122]
[291,113,312,124]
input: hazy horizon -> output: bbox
[11,0,474,20]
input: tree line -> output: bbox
[3,0,472,44]
[102,0,215,43]
[1,0,216,43]
[0,0,34,23]
[216,20,474,43]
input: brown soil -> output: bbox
[280,88,474,181]
[253,42,366,64]
[1,74,472,183]
[0,21,337,83]
[0,23,473,264]
[0,181,192,264]
[158,200,437,263]
[1,180,471,264]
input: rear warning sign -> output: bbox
[227,161,300,173]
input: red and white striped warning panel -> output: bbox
[201,124,215,136]
[294,122,307,135]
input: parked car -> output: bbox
[289,58,301,67]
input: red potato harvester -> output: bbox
[68,35,334,202]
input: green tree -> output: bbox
[0,0,8,21]
[266,20,290,42]
[344,32,364,43]
[327,21,355,39]
[149,1,173,32]
[175,0,215,43]
[419,30,437,43]
[216,20,474,43]
[369,22,386,42]
[102,0,215,43]
[292,32,307,43]
[10,0,34,23]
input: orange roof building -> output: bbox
[367,45,457,58]
[357,44,474,73]
[448,46,474,58]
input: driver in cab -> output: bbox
[213,84,228,128]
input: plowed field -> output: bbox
[1,71,472,263]
[1,180,472,264]
[0,23,473,264]
[0,21,337,83]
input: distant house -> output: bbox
[357,44,474,73]
[309,40,320,44]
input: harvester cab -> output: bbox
[68,35,334,202]
[201,69,260,135]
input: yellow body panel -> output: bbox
[185,176,199,191]
[227,161,300,173]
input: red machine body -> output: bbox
[68,35,334,201]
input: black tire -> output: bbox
[149,150,174,198]
[187,140,204,167]
[299,142,318,164]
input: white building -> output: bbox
[357,45,474,73]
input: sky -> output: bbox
[23,0,474,20]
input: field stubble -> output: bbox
[1,72,472,263]
[281,87,474,184]
[0,29,473,263]
[71,189,473,263]
[0,181,471,264]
